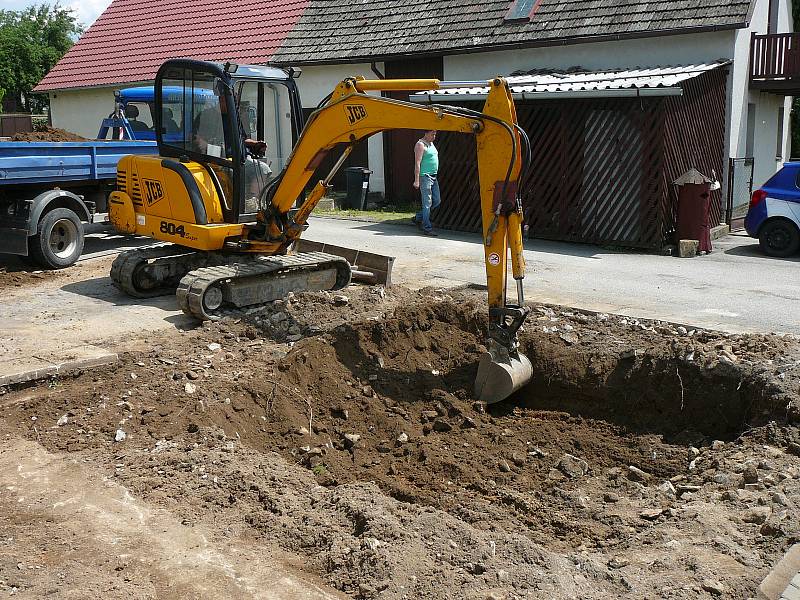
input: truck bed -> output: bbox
[0,140,158,186]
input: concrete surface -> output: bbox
[0,344,118,387]
[305,218,800,335]
[758,544,800,600]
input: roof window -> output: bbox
[504,0,541,23]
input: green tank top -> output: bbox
[420,141,439,175]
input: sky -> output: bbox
[0,0,112,28]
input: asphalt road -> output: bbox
[305,217,800,335]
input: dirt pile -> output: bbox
[11,127,89,142]
[0,265,61,290]
[1,287,799,598]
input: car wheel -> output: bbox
[759,219,800,257]
[28,208,85,269]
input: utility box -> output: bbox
[674,168,719,254]
[344,166,372,210]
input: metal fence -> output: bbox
[726,157,754,231]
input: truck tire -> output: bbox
[28,208,85,269]
[759,218,800,258]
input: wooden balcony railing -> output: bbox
[750,32,800,91]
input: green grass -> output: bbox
[313,207,416,222]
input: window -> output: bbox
[504,0,542,22]
[160,68,233,163]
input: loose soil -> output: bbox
[11,127,89,142]
[1,286,799,599]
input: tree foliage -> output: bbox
[0,3,82,113]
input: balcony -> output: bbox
[750,32,800,93]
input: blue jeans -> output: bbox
[415,174,441,231]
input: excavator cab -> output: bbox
[154,60,302,225]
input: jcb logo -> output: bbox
[143,178,164,206]
[345,104,367,125]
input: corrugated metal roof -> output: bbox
[34,0,309,92]
[412,62,731,101]
[272,0,753,65]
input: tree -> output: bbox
[0,3,82,113]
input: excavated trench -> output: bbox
[2,289,799,599]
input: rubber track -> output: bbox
[110,244,198,298]
[176,252,352,320]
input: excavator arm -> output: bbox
[254,76,532,403]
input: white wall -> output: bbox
[296,64,387,193]
[49,85,125,138]
[443,31,736,79]
[732,0,794,187]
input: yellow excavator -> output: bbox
[108,59,531,403]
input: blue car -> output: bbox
[745,163,800,257]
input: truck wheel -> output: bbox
[759,219,800,257]
[28,208,85,269]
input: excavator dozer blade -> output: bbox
[474,350,533,404]
[295,240,395,286]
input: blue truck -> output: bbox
[0,89,159,269]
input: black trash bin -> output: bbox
[344,167,372,210]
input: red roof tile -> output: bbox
[34,0,309,92]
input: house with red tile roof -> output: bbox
[34,0,308,140]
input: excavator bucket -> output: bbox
[474,345,533,404]
[295,240,395,286]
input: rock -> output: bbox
[608,557,629,569]
[461,416,478,429]
[627,465,651,482]
[186,370,200,380]
[56,415,68,426]
[688,446,700,459]
[343,433,361,448]
[711,440,725,450]
[658,481,677,497]
[207,342,222,351]
[496,569,510,583]
[772,492,790,507]
[742,465,759,484]
[639,508,664,521]
[362,386,374,398]
[187,423,199,433]
[420,410,438,422]
[114,429,127,442]
[396,432,409,444]
[557,453,589,479]
[511,453,526,467]
[760,518,784,537]
[498,460,511,473]
[787,442,800,457]
[333,295,349,306]
[184,382,197,394]
[432,419,452,433]
[712,473,730,485]
[701,579,725,596]
[270,312,287,324]
[620,348,645,360]
[603,492,620,503]
[287,334,303,342]
[742,506,771,524]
